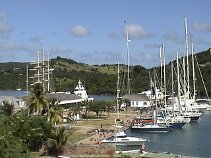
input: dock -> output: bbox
[75,131,114,145]
[139,152,198,158]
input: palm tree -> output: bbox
[0,101,14,118]
[28,83,49,116]
[48,98,63,126]
[47,126,69,156]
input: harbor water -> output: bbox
[122,111,211,157]
[1,91,211,157]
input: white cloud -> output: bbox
[0,39,25,51]
[0,39,31,61]
[109,32,120,39]
[124,23,153,39]
[0,12,12,37]
[193,21,211,32]
[144,43,160,48]
[191,36,209,45]
[29,36,42,43]
[69,25,90,37]
[50,46,71,54]
[163,31,179,42]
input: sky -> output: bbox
[0,0,211,68]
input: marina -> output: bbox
[122,111,211,157]
[0,90,211,157]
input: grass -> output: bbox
[68,131,92,143]
[65,110,137,144]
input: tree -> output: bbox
[0,115,28,158]
[13,114,53,152]
[48,98,63,126]
[0,101,14,118]
[105,101,115,116]
[89,101,106,118]
[28,83,49,115]
[80,100,90,120]
[47,126,69,156]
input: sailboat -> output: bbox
[102,126,146,146]
[102,62,147,146]
[131,68,171,132]
[161,18,205,122]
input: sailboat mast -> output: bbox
[117,62,120,119]
[162,43,167,113]
[176,51,181,111]
[126,30,130,94]
[185,17,190,99]
[37,50,40,83]
[171,61,174,114]
[159,46,163,91]
[26,65,29,96]
[191,43,196,100]
[47,51,50,92]
[42,43,45,92]
[153,68,157,124]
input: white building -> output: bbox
[121,94,151,109]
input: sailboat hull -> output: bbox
[131,124,170,133]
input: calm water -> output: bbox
[1,90,211,157]
[89,95,116,101]
[119,111,211,157]
[0,89,27,96]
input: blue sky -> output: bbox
[0,0,211,68]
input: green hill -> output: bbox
[0,49,210,97]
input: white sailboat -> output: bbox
[102,128,146,146]
[103,62,146,146]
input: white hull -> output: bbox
[102,131,146,146]
[102,136,146,146]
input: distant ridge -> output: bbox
[0,48,210,96]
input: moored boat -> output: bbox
[131,123,171,133]
[101,130,146,146]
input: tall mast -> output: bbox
[117,62,120,119]
[171,61,174,115]
[47,51,50,92]
[159,45,163,91]
[37,50,40,83]
[185,17,189,99]
[42,43,45,92]
[176,51,181,111]
[191,43,196,100]
[26,65,29,96]
[163,43,167,113]
[153,68,157,124]
[126,29,130,94]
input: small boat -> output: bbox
[131,111,171,133]
[196,99,211,111]
[131,123,171,133]
[101,131,146,146]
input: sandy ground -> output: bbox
[72,111,135,135]
[69,110,137,147]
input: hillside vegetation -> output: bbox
[0,49,210,97]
